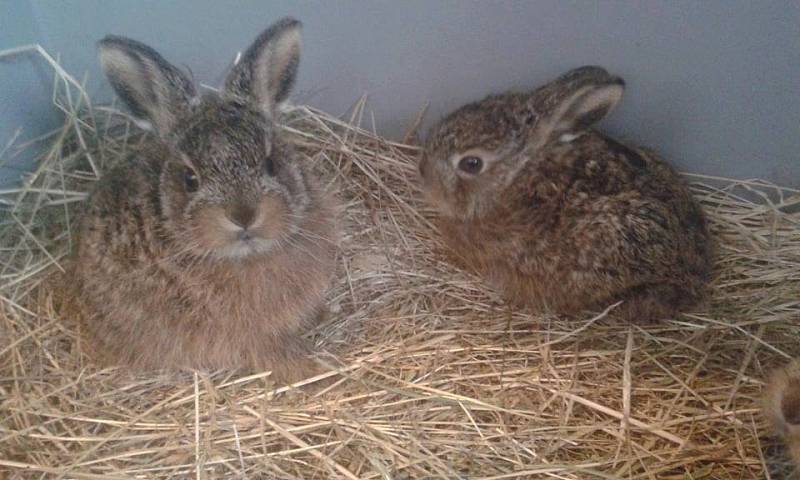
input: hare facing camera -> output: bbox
[420,66,713,321]
[70,18,338,382]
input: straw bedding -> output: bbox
[1,49,799,479]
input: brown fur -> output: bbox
[766,362,800,475]
[420,66,713,322]
[68,18,338,383]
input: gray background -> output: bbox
[1,0,798,187]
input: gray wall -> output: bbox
[1,1,798,187]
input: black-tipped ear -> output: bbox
[549,81,624,142]
[98,36,196,134]
[535,66,624,143]
[224,17,302,113]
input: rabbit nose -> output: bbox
[227,202,257,229]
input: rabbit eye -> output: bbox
[458,156,483,175]
[263,155,276,176]
[183,168,199,193]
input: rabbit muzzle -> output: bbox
[191,192,291,259]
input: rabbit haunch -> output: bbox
[766,363,800,473]
[420,66,713,322]
[69,18,338,382]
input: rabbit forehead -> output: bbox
[428,93,531,155]
[175,97,273,171]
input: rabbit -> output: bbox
[69,18,338,383]
[766,362,800,475]
[419,66,713,322]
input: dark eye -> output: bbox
[184,167,199,193]
[263,155,275,176]
[457,156,483,175]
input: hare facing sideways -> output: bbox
[70,18,338,382]
[766,363,800,475]
[419,66,713,321]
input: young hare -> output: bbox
[70,18,338,382]
[766,362,800,474]
[419,66,713,321]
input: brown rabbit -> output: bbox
[766,362,800,475]
[69,18,338,383]
[419,66,713,321]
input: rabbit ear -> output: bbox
[98,36,196,134]
[535,67,624,143]
[224,18,301,113]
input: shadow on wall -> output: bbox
[0,1,62,187]
[0,52,63,185]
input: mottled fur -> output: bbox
[766,362,800,475]
[420,66,713,321]
[70,18,338,383]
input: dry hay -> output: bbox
[1,47,799,479]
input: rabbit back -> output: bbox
[421,66,713,321]
[437,131,712,319]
